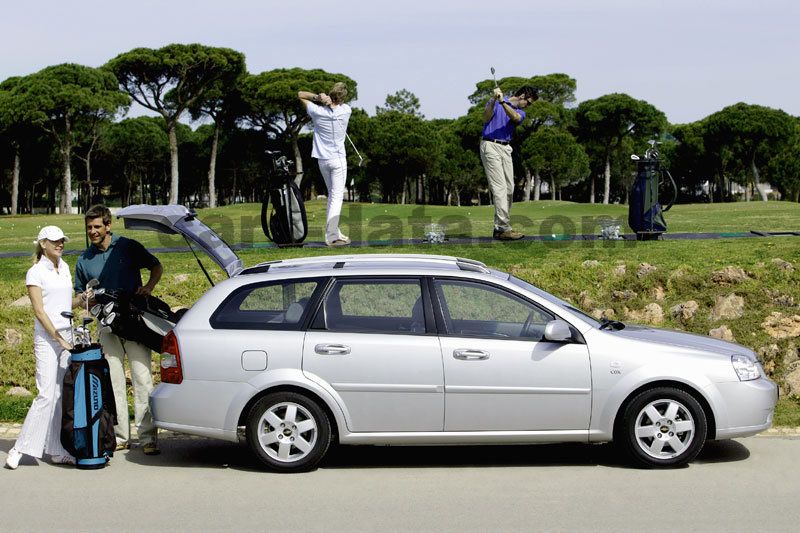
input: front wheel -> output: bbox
[246,392,331,472]
[616,387,707,468]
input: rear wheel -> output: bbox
[616,387,707,468]
[246,392,331,472]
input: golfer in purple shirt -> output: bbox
[480,85,538,240]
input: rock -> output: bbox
[626,303,664,325]
[709,325,735,342]
[761,312,800,339]
[582,260,601,268]
[711,266,750,284]
[174,274,190,283]
[767,291,795,308]
[671,300,699,321]
[590,308,616,321]
[785,364,800,399]
[6,386,32,397]
[668,268,687,281]
[772,258,795,272]
[784,345,799,367]
[578,291,593,308]
[612,290,638,301]
[612,264,626,276]
[756,344,781,362]
[651,286,666,302]
[637,263,657,278]
[11,296,30,307]
[710,294,745,321]
[4,328,22,348]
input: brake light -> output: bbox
[160,330,183,384]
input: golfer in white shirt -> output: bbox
[5,226,93,469]
[299,82,352,246]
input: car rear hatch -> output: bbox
[116,204,243,278]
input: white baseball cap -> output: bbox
[34,225,70,244]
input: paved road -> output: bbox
[2,436,799,532]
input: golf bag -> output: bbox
[60,344,117,469]
[261,151,308,246]
[628,156,677,240]
[94,290,179,353]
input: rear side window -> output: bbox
[314,278,425,334]
[211,279,320,330]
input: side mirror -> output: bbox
[544,320,573,342]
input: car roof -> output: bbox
[239,253,503,278]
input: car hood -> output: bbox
[116,204,243,278]
[608,325,747,355]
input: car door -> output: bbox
[433,278,591,432]
[302,277,444,432]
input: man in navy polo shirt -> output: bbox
[480,85,538,240]
[75,204,163,455]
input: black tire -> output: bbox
[246,392,331,473]
[615,386,707,468]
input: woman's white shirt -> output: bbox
[26,257,72,334]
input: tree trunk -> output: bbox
[208,123,220,208]
[60,147,72,214]
[603,157,611,205]
[168,123,179,204]
[11,147,20,215]
[292,136,304,188]
[551,177,556,200]
[750,158,769,202]
[523,168,532,201]
[589,175,595,204]
[533,172,541,201]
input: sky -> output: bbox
[2,0,798,125]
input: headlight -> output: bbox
[731,354,760,381]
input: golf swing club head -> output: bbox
[491,67,499,89]
[60,311,75,346]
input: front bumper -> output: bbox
[714,377,778,439]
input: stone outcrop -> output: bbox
[785,362,800,399]
[612,290,637,301]
[6,387,32,397]
[582,260,601,268]
[671,301,699,321]
[761,312,800,339]
[637,263,657,278]
[772,258,795,272]
[710,294,745,321]
[4,328,22,348]
[651,286,666,301]
[612,264,626,276]
[626,303,664,325]
[711,266,750,284]
[709,325,735,342]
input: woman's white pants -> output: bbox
[13,332,71,458]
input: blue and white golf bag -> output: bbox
[60,344,117,469]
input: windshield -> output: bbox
[509,275,601,328]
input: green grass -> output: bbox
[0,202,798,424]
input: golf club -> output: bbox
[60,311,74,346]
[81,316,93,346]
[490,66,499,89]
[86,278,99,317]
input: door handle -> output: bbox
[453,349,490,360]
[315,343,351,355]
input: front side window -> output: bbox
[211,279,319,329]
[434,279,553,340]
[316,278,425,334]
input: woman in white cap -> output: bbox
[5,226,93,469]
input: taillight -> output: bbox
[160,330,183,384]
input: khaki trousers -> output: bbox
[99,330,156,445]
[480,140,515,232]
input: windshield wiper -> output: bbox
[599,318,626,331]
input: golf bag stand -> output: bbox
[261,151,308,247]
[61,343,117,469]
[628,154,677,241]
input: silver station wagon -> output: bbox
[118,206,778,472]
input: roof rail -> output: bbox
[240,254,490,275]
